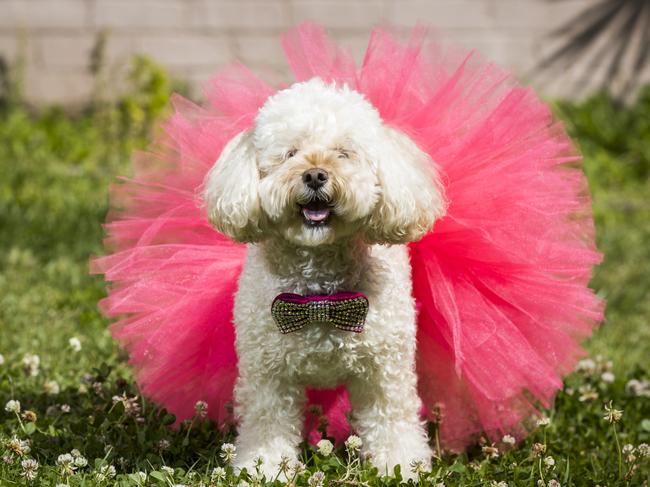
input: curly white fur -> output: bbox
[204,78,446,480]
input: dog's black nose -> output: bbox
[302,168,329,190]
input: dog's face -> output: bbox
[204,78,445,246]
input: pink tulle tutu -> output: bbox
[92,23,603,449]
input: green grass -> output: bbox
[554,91,650,371]
[0,63,649,485]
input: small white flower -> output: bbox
[600,372,615,383]
[21,458,39,481]
[70,449,81,458]
[135,471,147,482]
[44,380,60,395]
[194,400,208,419]
[278,455,291,475]
[211,466,226,482]
[57,453,74,466]
[536,416,550,427]
[21,409,36,422]
[578,384,599,402]
[622,444,635,455]
[17,410,35,424]
[111,393,141,417]
[544,456,556,468]
[308,471,325,487]
[57,453,76,476]
[316,439,333,456]
[237,481,250,487]
[220,443,237,464]
[157,439,171,451]
[5,400,21,413]
[7,437,31,456]
[625,379,650,397]
[74,455,88,468]
[532,443,547,457]
[60,404,71,413]
[69,337,82,352]
[22,354,40,377]
[96,464,117,481]
[637,443,649,457]
[161,465,175,476]
[409,459,427,475]
[0,353,4,365]
[502,434,516,445]
[603,401,623,423]
[596,356,613,372]
[547,480,561,487]
[482,444,500,459]
[344,435,363,452]
[492,482,507,487]
[575,358,596,374]
[245,471,263,486]
[290,460,306,476]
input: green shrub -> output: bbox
[555,86,650,189]
[0,56,177,260]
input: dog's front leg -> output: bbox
[348,365,432,480]
[233,373,305,479]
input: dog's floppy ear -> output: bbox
[204,130,262,242]
[365,125,446,244]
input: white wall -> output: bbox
[0,0,641,105]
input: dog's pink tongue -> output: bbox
[303,208,330,222]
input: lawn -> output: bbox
[0,59,649,486]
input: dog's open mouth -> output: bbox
[300,199,332,227]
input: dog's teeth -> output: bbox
[303,208,330,222]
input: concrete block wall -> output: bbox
[0,0,628,105]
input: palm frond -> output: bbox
[533,0,650,99]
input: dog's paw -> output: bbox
[364,433,433,481]
[371,455,432,481]
[234,459,277,481]
[233,450,297,481]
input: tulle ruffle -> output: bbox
[93,23,603,449]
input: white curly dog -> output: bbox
[204,78,446,479]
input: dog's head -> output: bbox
[204,78,445,246]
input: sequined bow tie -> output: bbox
[271,292,369,334]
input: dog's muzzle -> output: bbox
[271,292,369,334]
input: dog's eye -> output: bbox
[285,149,298,160]
[337,149,350,159]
